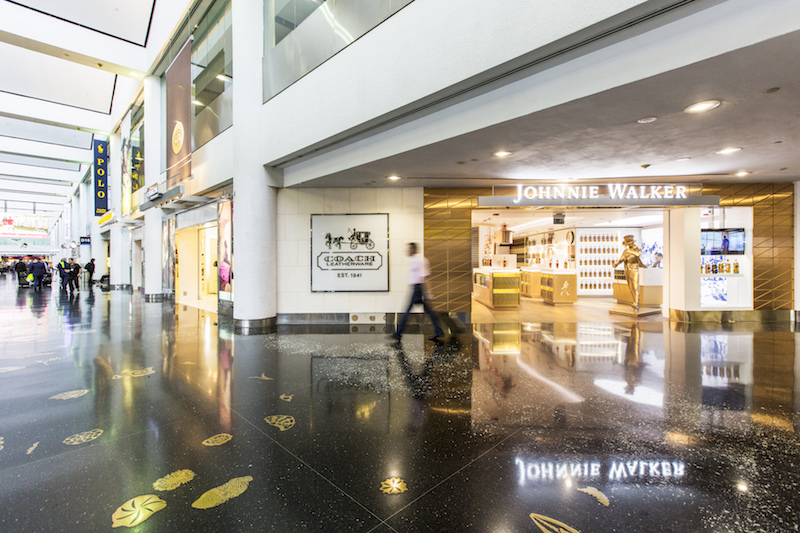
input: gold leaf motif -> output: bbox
[202,433,232,446]
[0,437,4,451]
[50,389,89,400]
[248,373,273,381]
[63,428,103,445]
[36,358,63,366]
[0,367,25,374]
[264,415,295,431]
[530,513,581,533]
[279,394,293,402]
[111,495,166,528]
[153,469,196,491]
[191,476,253,509]
[380,477,408,494]
[112,367,156,379]
[577,486,610,507]
[26,442,39,455]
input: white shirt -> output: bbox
[407,253,430,285]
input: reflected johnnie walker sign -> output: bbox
[311,214,389,292]
[515,456,687,486]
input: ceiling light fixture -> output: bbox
[387,175,401,181]
[676,157,692,162]
[715,147,742,155]
[216,74,232,82]
[192,100,204,106]
[637,116,657,124]
[493,151,512,158]
[735,171,750,177]
[684,100,721,114]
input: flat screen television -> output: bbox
[701,228,745,255]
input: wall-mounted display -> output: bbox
[701,228,745,255]
[218,200,233,301]
[311,214,389,292]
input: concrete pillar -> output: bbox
[231,0,279,332]
[143,75,166,300]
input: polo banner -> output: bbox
[93,139,108,216]
[165,39,192,188]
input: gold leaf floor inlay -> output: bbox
[279,394,293,402]
[202,433,232,446]
[153,469,196,491]
[112,367,155,379]
[0,437,4,451]
[36,358,64,366]
[192,476,253,509]
[63,428,103,445]
[380,477,408,495]
[577,486,610,506]
[530,513,581,533]
[264,415,295,431]
[249,373,274,381]
[26,442,39,455]
[0,367,25,374]
[50,389,89,400]
[111,495,166,528]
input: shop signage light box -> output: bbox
[311,214,389,292]
[479,183,719,207]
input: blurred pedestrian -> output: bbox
[68,258,81,293]
[28,258,47,291]
[391,243,444,341]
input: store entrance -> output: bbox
[471,207,665,322]
[175,222,218,312]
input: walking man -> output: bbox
[28,257,47,291]
[68,258,81,293]
[392,242,444,341]
[57,258,69,291]
[85,258,96,286]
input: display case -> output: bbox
[473,269,521,309]
[540,269,578,305]
[520,267,541,298]
[576,229,628,296]
[700,255,750,309]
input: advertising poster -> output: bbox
[311,214,389,292]
[120,112,132,215]
[93,139,108,216]
[218,200,233,301]
[0,214,49,245]
[165,40,192,188]
[131,124,143,212]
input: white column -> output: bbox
[232,0,279,330]
[667,208,702,313]
[144,75,165,298]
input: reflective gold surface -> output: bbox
[111,495,167,528]
[192,476,254,509]
[380,477,408,495]
[530,513,582,533]
[62,428,103,445]
[201,433,232,446]
[152,469,196,491]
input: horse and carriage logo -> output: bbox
[325,228,375,250]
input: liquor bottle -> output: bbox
[725,260,731,274]
[705,262,711,275]
[733,259,739,274]
[712,262,718,274]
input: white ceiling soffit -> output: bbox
[0,151,80,172]
[7,0,157,47]
[0,115,93,149]
[0,41,116,114]
[0,162,87,182]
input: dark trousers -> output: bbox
[69,276,79,292]
[33,274,43,290]
[396,284,444,337]
[60,275,69,290]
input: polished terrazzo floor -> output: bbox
[0,274,799,532]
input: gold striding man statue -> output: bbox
[613,235,648,310]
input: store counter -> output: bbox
[540,268,578,306]
[613,268,663,307]
[473,268,521,309]
[520,267,541,298]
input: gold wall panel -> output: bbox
[425,184,794,313]
[703,183,794,310]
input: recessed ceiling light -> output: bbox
[684,100,721,114]
[735,171,750,177]
[715,147,742,155]
[216,74,232,82]
[676,157,692,162]
[493,151,512,158]
[192,100,203,106]
[637,116,657,124]
[387,175,401,181]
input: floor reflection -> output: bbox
[0,274,798,531]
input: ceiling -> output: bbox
[295,29,800,189]
[0,0,186,231]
